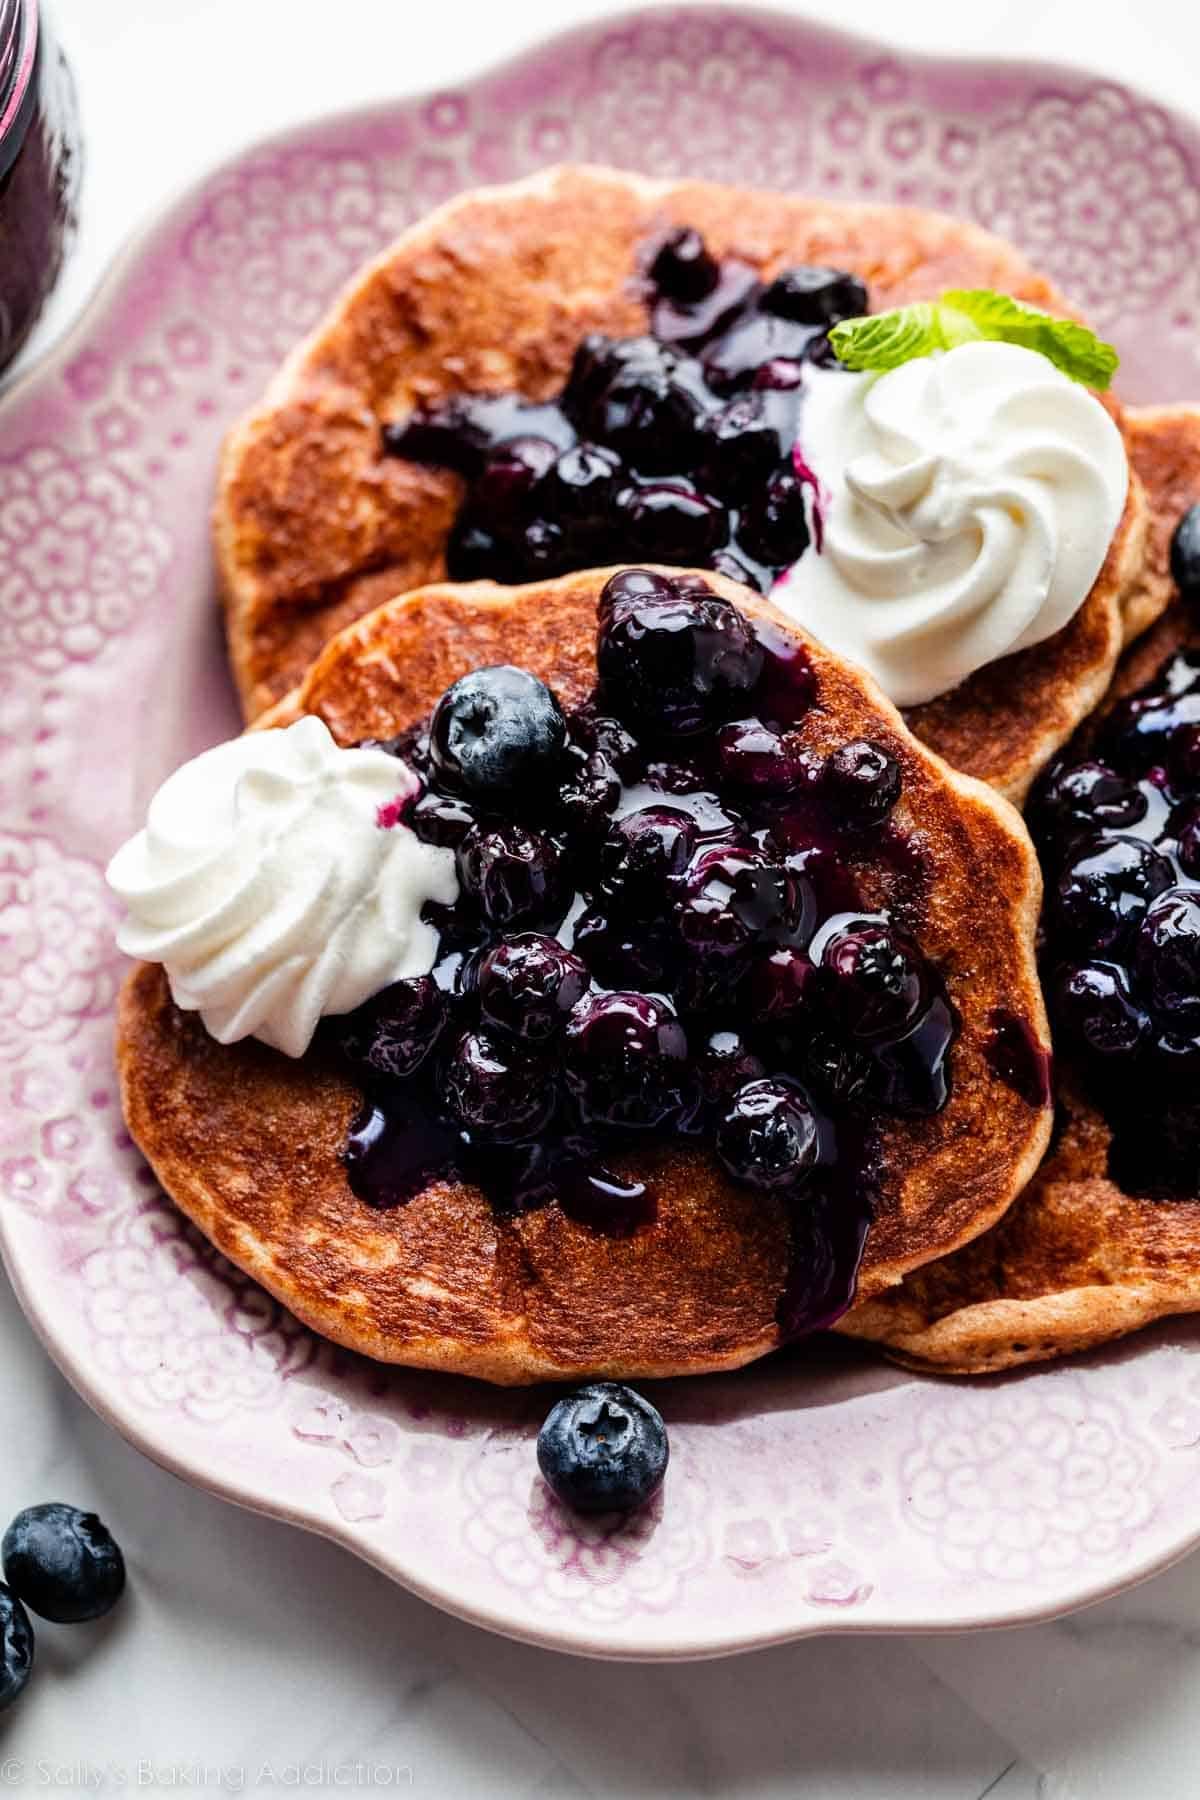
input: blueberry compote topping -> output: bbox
[335,571,955,1336]
[382,232,865,593]
[1031,639,1200,1196]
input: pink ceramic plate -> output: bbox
[4,5,1200,1661]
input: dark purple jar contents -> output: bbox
[0,1,80,374]
[1031,640,1200,1197]
[333,569,957,1338]
[382,230,864,594]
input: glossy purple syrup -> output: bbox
[1032,644,1200,1198]
[338,578,960,1338]
[381,234,863,594]
[986,1008,1053,1109]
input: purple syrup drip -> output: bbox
[791,441,826,554]
[985,1007,1053,1109]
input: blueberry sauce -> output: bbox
[0,2,80,373]
[332,570,957,1337]
[986,1008,1053,1110]
[382,230,864,594]
[1032,639,1200,1197]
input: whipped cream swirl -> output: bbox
[107,716,458,1058]
[774,341,1129,706]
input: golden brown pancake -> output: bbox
[117,568,1052,1384]
[214,165,1157,804]
[839,411,1200,1374]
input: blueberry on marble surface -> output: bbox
[2,1503,125,1625]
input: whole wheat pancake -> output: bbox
[839,411,1200,1374]
[214,164,1157,804]
[117,568,1052,1384]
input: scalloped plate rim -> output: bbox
[2,1,1200,1660]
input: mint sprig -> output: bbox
[828,289,1118,389]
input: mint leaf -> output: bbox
[829,289,1118,389]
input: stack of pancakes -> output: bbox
[116,167,1200,1383]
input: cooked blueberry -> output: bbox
[473,434,559,520]
[698,394,784,496]
[717,718,804,793]
[749,944,817,1019]
[1168,723,1200,790]
[557,1165,657,1236]
[1100,690,1200,775]
[708,549,763,590]
[556,749,621,842]
[649,226,720,303]
[620,480,729,562]
[800,1029,874,1105]
[598,565,677,622]
[1170,503,1200,601]
[761,266,867,325]
[677,845,804,961]
[696,1028,767,1105]
[444,1029,554,1142]
[822,740,902,826]
[447,517,503,580]
[3,1505,125,1626]
[701,311,814,393]
[571,908,680,990]
[1054,835,1175,951]
[544,442,622,518]
[717,1076,828,1190]
[597,573,764,737]
[0,1585,32,1710]
[599,806,698,906]
[822,923,927,1041]
[564,991,690,1130]
[753,357,807,390]
[1134,888,1200,1025]
[1178,809,1200,879]
[1032,759,1147,841]
[476,935,590,1043]
[738,466,810,567]
[519,516,568,575]
[570,336,702,474]
[569,708,643,779]
[430,666,566,801]
[457,822,567,928]
[1056,961,1150,1058]
[537,1382,668,1515]
[344,1096,461,1208]
[336,975,448,1081]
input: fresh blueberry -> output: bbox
[336,975,448,1081]
[564,991,690,1130]
[716,1076,829,1190]
[2,1504,125,1625]
[443,1030,554,1143]
[476,935,590,1044]
[537,1382,668,1515]
[822,740,902,826]
[1169,503,1200,601]
[429,666,566,801]
[0,1585,32,1710]
[597,570,764,738]
[456,822,567,928]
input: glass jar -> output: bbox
[0,0,81,374]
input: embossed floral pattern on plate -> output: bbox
[3,6,1200,1658]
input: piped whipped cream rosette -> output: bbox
[106,716,458,1058]
[776,340,1129,706]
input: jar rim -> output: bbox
[0,0,37,144]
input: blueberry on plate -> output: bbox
[429,665,566,801]
[2,1504,125,1625]
[537,1382,668,1515]
[1169,502,1200,602]
[0,1584,33,1711]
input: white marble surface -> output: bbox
[5,0,1200,1794]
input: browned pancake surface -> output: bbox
[119,569,1051,1383]
[216,166,1155,802]
[839,409,1200,1373]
